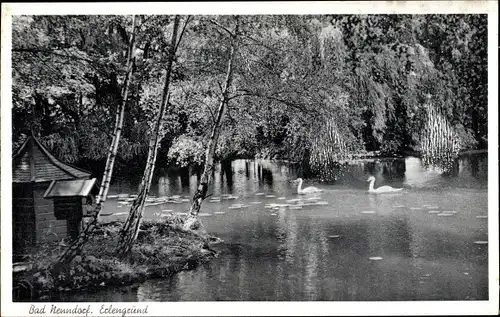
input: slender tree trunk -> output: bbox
[115,16,181,258]
[54,16,137,267]
[184,19,239,231]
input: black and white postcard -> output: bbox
[1,1,498,316]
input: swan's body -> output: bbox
[295,178,322,194]
[367,176,403,194]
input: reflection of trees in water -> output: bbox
[326,152,487,187]
[273,208,299,299]
[298,219,338,300]
[364,159,406,182]
[132,154,489,203]
[364,196,413,257]
[275,161,291,177]
[407,220,428,261]
[156,166,201,196]
[340,153,487,187]
[253,161,258,178]
[273,209,339,300]
[188,174,198,197]
[236,252,250,300]
[356,209,421,300]
[159,173,181,195]
[207,215,282,300]
[157,176,167,196]
[220,160,234,191]
[272,214,359,299]
[179,167,190,188]
[115,152,488,198]
[381,159,406,181]
[421,151,487,182]
[457,152,487,180]
[308,220,331,300]
[157,159,302,197]
[296,159,348,182]
[276,208,298,264]
[294,160,311,179]
[303,235,319,300]
[323,159,408,187]
[192,242,245,300]
[211,166,221,195]
[274,252,285,299]
[260,166,274,186]
[421,153,459,175]
[363,217,400,300]
[383,217,413,258]
[244,160,250,178]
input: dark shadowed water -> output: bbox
[59,154,488,301]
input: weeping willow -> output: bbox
[419,102,462,172]
[309,116,357,181]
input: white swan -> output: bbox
[367,176,403,194]
[295,178,322,194]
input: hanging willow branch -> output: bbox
[419,102,462,172]
[309,115,356,181]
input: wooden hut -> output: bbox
[12,136,97,261]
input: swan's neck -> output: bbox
[297,179,303,193]
[368,179,375,191]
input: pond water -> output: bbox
[60,154,488,301]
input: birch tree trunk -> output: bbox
[183,19,239,231]
[55,16,138,266]
[115,16,181,258]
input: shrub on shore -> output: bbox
[13,216,221,301]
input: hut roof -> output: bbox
[44,178,97,198]
[12,136,91,183]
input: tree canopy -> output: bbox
[12,14,488,178]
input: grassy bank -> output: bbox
[13,216,221,301]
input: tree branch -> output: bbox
[174,15,192,53]
[206,18,235,37]
[33,53,96,87]
[13,47,94,63]
[217,81,224,94]
[230,89,323,118]
[240,33,275,52]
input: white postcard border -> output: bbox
[1,1,498,316]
